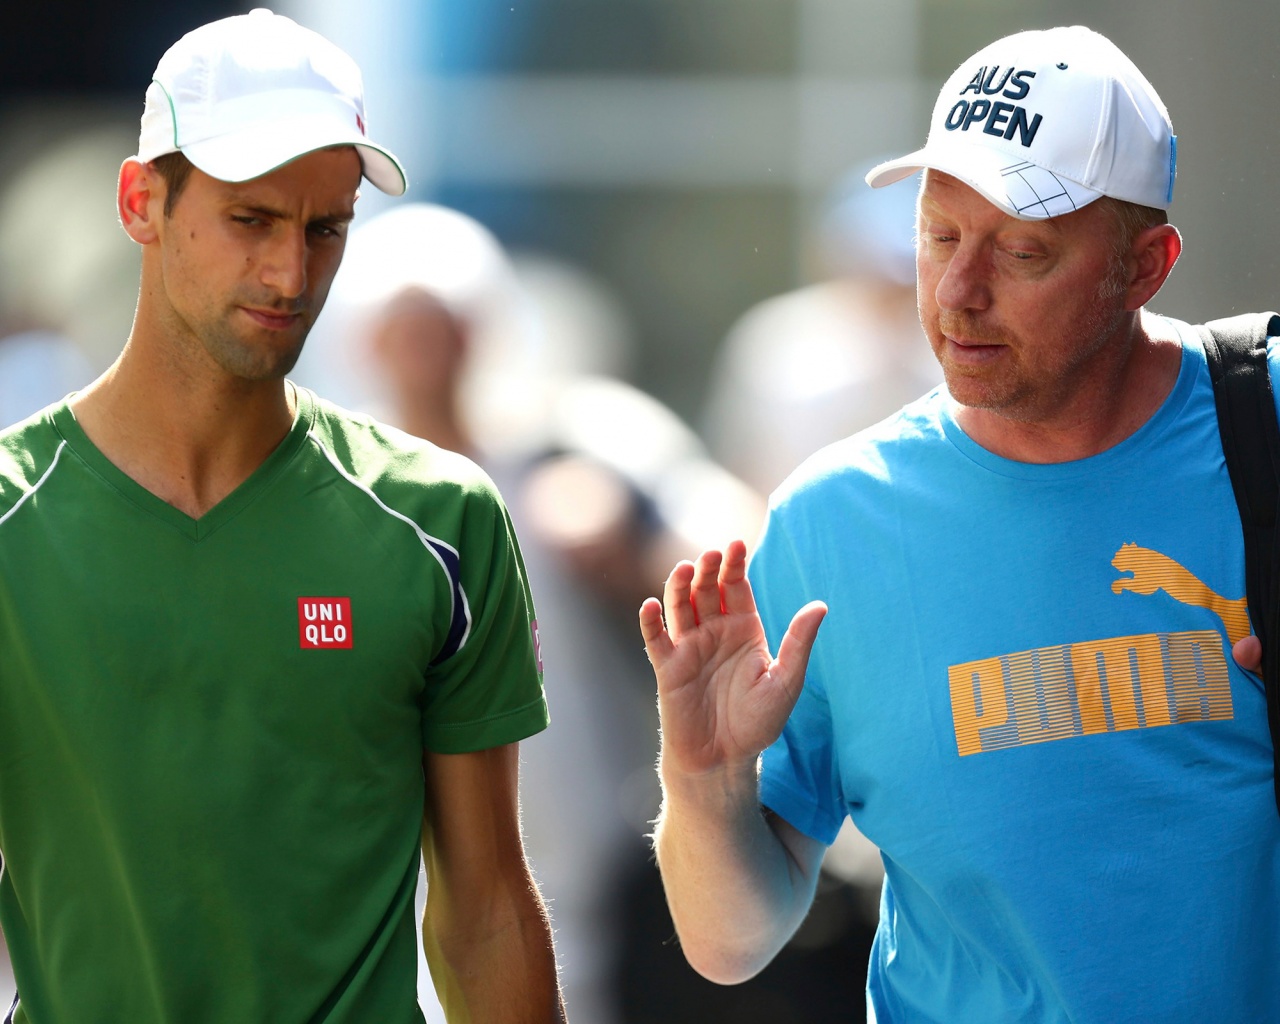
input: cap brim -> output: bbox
[866,142,1101,221]
[181,114,407,196]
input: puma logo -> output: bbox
[1111,543,1249,646]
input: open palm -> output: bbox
[640,541,827,777]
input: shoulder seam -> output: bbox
[0,439,68,532]
[304,430,474,656]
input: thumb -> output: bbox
[773,600,828,682]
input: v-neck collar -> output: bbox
[50,387,315,542]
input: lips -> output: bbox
[242,306,303,330]
[935,312,1011,359]
[941,333,1006,367]
[948,335,1002,349]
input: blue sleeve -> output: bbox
[750,503,844,846]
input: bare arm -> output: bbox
[641,541,829,984]
[421,743,567,1023]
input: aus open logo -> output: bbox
[298,597,354,649]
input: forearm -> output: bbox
[420,745,567,1023]
[654,757,821,984]
[423,864,567,1024]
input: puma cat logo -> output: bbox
[949,543,1241,756]
[1111,543,1249,646]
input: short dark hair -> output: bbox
[149,151,195,218]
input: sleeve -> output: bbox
[750,501,845,846]
[420,476,549,754]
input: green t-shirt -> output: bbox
[0,389,549,1023]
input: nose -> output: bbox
[260,226,307,300]
[931,242,991,313]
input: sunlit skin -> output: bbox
[916,170,1183,462]
[636,176,1196,986]
[60,144,570,1018]
[70,147,361,518]
[145,149,360,385]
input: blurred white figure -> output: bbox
[0,128,140,374]
[293,202,517,435]
[703,162,941,496]
[0,331,93,429]
[298,204,763,1024]
[701,163,944,913]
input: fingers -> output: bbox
[1233,634,1263,674]
[644,542,755,653]
[661,560,698,639]
[718,539,757,616]
[638,596,674,664]
[689,549,724,624]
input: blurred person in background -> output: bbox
[686,156,940,1021]
[0,11,564,1023]
[300,201,771,1024]
[702,159,941,497]
[302,203,643,1024]
[643,24,1280,1024]
[0,127,143,376]
[0,127,138,433]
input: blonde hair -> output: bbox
[1093,196,1169,299]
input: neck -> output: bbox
[394,397,474,459]
[955,311,1184,464]
[70,336,297,519]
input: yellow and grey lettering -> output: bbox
[950,630,1233,756]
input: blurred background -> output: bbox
[3,1,1278,1021]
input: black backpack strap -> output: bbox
[1200,311,1280,817]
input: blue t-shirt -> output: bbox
[755,320,1280,1023]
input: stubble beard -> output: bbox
[929,257,1130,423]
[196,299,314,383]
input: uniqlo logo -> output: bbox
[298,597,353,649]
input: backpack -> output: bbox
[1200,311,1280,816]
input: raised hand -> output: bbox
[639,540,827,778]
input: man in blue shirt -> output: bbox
[641,25,1279,1023]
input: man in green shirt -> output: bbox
[0,10,565,1023]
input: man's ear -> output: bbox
[1124,223,1182,311]
[117,158,163,245]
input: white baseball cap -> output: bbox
[866,25,1175,220]
[136,8,407,195]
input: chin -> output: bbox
[942,368,1021,413]
[206,334,308,382]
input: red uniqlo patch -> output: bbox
[298,597,354,649]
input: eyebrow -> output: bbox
[227,200,286,218]
[226,200,355,225]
